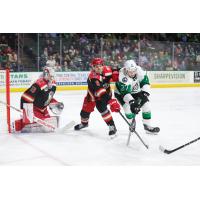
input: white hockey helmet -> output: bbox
[43,66,55,81]
[123,60,137,77]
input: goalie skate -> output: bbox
[144,124,160,135]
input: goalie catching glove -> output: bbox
[49,102,64,115]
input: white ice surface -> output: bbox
[1,88,200,165]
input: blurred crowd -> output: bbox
[1,33,200,72]
[0,35,18,71]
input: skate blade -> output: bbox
[109,133,117,139]
[145,130,158,135]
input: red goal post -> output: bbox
[0,69,11,133]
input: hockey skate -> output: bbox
[129,118,136,132]
[108,125,117,139]
[143,124,160,135]
[74,123,88,130]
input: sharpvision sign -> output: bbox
[147,71,193,84]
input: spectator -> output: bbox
[0,35,8,44]
[35,33,200,72]
[63,61,71,71]
[139,52,148,69]
[46,55,56,69]
[54,62,62,72]
[7,51,18,71]
[43,47,48,58]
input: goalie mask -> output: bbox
[43,67,55,82]
[123,60,137,78]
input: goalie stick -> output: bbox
[159,136,200,154]
[0,100,75,133]
[119,111,149,149]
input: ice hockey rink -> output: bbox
[0,87,200,166]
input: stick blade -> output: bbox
[56,120,75,133]
[159,145,171,154]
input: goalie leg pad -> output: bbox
[23,103,34,124]
[20,116,59,133]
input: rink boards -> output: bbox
[6,71,200,92]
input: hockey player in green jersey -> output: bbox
[114,59,160,135]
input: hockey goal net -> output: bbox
[0,69,11,133]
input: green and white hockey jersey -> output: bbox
[115,65,150,103]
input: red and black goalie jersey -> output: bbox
[20,77,57,110]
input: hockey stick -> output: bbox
[127,130,132,146]
[159,136,200,154]
[119,111,149,149]
[0,100,75,133]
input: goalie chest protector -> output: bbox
[21,78,56,109]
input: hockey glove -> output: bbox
[129,99,141,114]
[138,91,150,105]
[108,99,120,112]
[111,70,119,82]
[141,91,150,97]
[49,102,64,115]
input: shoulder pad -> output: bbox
[89,71,102,81]
[35,78,48,90]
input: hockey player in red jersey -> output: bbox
[13,67,64,133]
[74,58,120,138]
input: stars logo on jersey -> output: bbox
[132,83,139,91]
[122,77,128,83]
